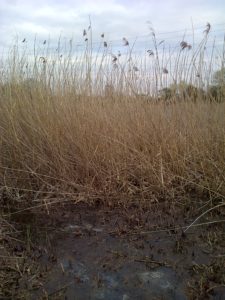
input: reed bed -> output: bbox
[0,24,225,210]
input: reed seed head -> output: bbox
[147,50,154,56]
[123,37,129,46]
[204,22,211,35]
[112,55,117,63]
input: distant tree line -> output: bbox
[159,67,225,102]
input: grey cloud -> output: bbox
[0,0,224,53]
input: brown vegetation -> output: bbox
[0,25,225,212]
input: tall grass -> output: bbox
[0,25,225,210]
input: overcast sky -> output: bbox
[0,0,225,54]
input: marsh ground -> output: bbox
[1,198,225,300]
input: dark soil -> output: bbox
[1,199,225,300]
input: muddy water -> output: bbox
[34,227,187,299]
[28,204,225,300]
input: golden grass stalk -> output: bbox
[0,25,225,209]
